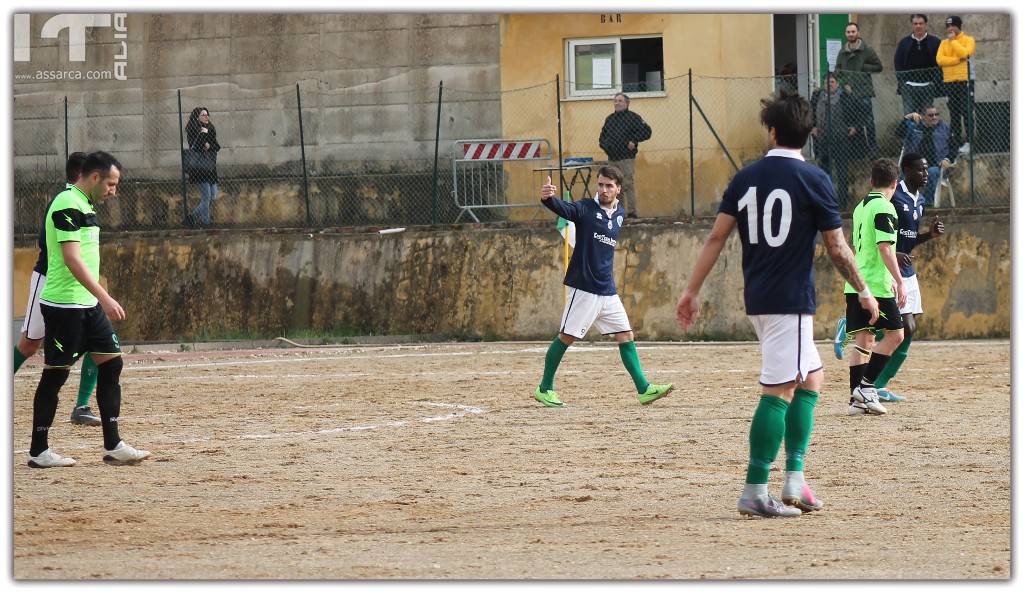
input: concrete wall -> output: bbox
[13,212,1010,342]
[13,13,502,175]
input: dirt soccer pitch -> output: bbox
[11,340,1010,580]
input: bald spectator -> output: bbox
[599,93,652,218]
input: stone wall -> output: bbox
[13,212,1010,342]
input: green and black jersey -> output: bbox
[844,191,898,298]
[39,186,101,307]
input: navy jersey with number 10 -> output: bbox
[718,149,843,315]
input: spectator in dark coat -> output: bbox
[599,93,652,218]
[894,14,943,116]
[811,73,859,208]
[186,106,221,226]
[835,22,884,158]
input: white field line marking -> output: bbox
[109,344,762,372]
[12,402,486,454]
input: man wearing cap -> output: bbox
[936,16,976,151]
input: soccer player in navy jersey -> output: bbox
[856,154,946,404]
[676,89,879,518]
[533,167,673,408]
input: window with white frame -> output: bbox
[566,36,665,98]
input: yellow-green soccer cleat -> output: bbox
[534,388,565,408]
[638,383,673,405]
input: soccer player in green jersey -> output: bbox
[844,159,907,416]
[27,151,151,468]
[14,152,102,426]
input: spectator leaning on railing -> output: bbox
[835,22,884,159]
[894,14,942,116]
[936,16,976,152]
[898,107,957,206]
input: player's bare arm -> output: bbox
[877,241,906,309]
[821,228,879,324]
[916,215,945,244]
[59,241,125,321]
[676,213,736,331]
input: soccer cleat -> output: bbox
[833,318,847,360]
[737,494,802,518]
[851,385,888,415]
[782,482,825,512]
[534,388,565,408]
[27,449,76,469]
[638,383,673,405]
[70,405,102,426]
[877,389,906,402]
[103,441,151,465]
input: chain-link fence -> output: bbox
[12,59,1010,234]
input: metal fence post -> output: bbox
[431,80,443,225]
[296,83,311,226]
[177,89,188,224]
[555,75,564,197]
[63,96,69,162]
[688,69,694,216]
[968,77,975,204]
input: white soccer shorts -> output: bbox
[748,314,822,386]
[899,274,924,316]
[559,287,632,339]
[20,271,46,341]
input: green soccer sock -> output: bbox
[539,337,570,392]
[746,395,789,484]
[76,355,99,408]
[874,334,912,389]
[617,341,650,393]
[784,389,819,472]
[14,345,27,374]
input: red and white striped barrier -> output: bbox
[460,141,542,161]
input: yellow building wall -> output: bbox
[499,14,775,219]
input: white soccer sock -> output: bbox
[784,470,804,489]
[741,483,768,499]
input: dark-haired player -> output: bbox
[28,151,150,468]
[13,152,102,426]
[532,166,673,408]
[844,159,908,416]
[677,89,878,518]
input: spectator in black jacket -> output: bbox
[599,93,651,218]
[186,106,221,226]
[894,14,942,117]
[811,73,858,208]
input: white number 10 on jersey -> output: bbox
[737,186,792,247]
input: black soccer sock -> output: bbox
[860,353,892,387]
[95,357,124,451]
[849,364,867,394]
[30,368,70,456]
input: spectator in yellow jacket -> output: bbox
[936,16,976,151]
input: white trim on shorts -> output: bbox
[20,271,46,341]
[748,314,823,386]
[899,274,924,315]
[559,287,632,339]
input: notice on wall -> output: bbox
[826,39,841,72]
[593,58,613,89]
